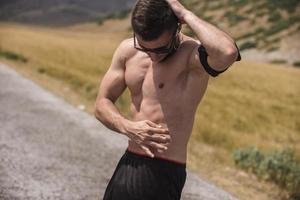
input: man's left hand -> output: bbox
[166,0,190,24]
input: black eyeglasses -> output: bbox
[133,28,178,55]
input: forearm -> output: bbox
[183,11,236,58]
[94,98,130,135]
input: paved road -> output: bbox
[0,63,239,200]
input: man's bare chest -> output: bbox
[124,59,187,99]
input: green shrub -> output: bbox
[236,27,265,41]
[228,0,248,8]
[96,16,106,25]
[236,31,257,40]
[209,2,225,10]
[37,68,46,74]
[293,61,300,68]
[255,10,267,18]
[223,11,247,26]
[266,0,300,13]
[264,16,300,37]
[266,46,279,52]
[233,147,300,197]
[0,49,28,63]
[239,41,257,50]
[270,59,287,64]
[267,11,282,23]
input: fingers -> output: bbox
[140,145,154,158]
[144,120,169,135]
[144,141,169,151]
[146,133,171,143]
[138,133,171,157]
[132,121,172,157]
[142,134,171,154]
[145,120,162,128]
[148,127,169,135]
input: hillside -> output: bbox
[1,1,300,198]
[1,0,299,65]
[181,0,300,65]
[0,0,135,26]
[1,19,299,199]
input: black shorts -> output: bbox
[102,149,187,200]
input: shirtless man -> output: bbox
[94,0,241,199]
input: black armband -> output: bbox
[198,42,241,77]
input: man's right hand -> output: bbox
[123,120,171,158]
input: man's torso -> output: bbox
[123,34,209,163]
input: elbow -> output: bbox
[94,104,101,121]
[220,47,239,67]
[94,106,99,119]
[224,42,240,62]
[226,47,238,60]
[94,99,105,120]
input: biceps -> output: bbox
[190,45,232,77]
[98,69,126,103]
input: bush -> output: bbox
[96,16,106,25]
[228,0,248,8]
[266,0,300,13]
[233,147,300,197]
[0,49,28,63]
[236,32,256,40]
[266,46,279,52]
[37,68,46,74]
[239,41,257,50]
[223,11,247,26]
[209,2,225,10]
[270,59,287,64]
[267,11,282,23]
[293,61,300,68]
[264,16,300,37]
[236,26,265,41]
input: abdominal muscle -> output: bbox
[127,99,194,164]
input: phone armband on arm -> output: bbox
[198,42,241,77]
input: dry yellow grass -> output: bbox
[1,20,299,200]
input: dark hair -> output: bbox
[131,0,179,41]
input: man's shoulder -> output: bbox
[179,35,208,76]
[119,38,134,48]
[117,38,137,60]
[178,35,201,60]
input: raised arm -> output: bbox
[166,0,241,77]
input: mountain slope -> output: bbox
[1,0,299,64]
[0,0,135,26]
[181,0,300,64]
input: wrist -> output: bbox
[182,10,194,23]
[119,118,131,136]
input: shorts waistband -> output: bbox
[125,148,186,168]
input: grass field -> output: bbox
[1,20,299,200]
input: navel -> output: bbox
[158,83,164,89]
